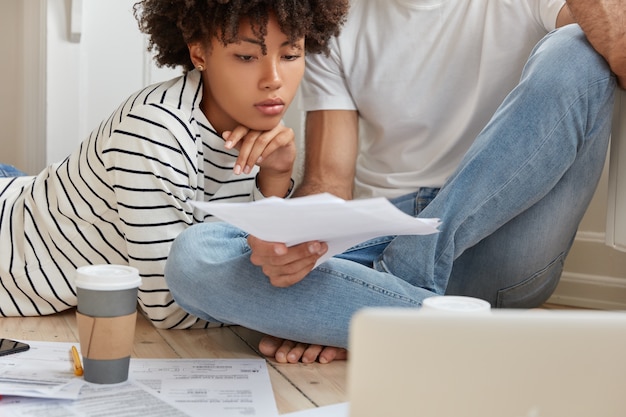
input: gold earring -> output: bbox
[196,65,205,71]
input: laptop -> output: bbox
[347,308,626,417]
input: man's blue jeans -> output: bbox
[165,25,616,348]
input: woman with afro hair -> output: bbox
[0,0,348,330]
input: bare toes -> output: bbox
[301,345,324,364]
[319,347,348,364]
[258,335,284,357]
[286,343,309,363]
[274,339,297,363]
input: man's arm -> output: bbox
[295,110,359,199]
[560,0,626,88]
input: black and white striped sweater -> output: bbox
[0,70,261,329]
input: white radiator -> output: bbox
[606,89,626,252]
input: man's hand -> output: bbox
[247,235,328,287]
[566,0,626,88]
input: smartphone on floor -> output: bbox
[0,338,30,356]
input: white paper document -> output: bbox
[192,193,440,265]
[1,381,194,417]
[0,341,84,400]
[130,358,278,416]
[0,341,278,417]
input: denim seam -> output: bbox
[495,249,567,308]
[342,235,395,252]
[316,264,420,305]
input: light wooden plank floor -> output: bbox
[1,309,347,415]
[1,303,575,414]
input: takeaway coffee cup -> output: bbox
[421,295,491,313]
[75,264,141,384]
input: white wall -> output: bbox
[44,0,175,165]
[0,0,22,169]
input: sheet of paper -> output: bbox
[130,358,278,417]
[0,341,279,417]
[0,341,84,399]
[192,193,440,265]
[0,381,192,417]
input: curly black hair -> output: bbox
[134,0,349,71]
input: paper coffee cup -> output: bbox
[75,265,141,384]
[422,296,491,313]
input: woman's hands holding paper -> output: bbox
[247,235,328,287]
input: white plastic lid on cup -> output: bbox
[422,295,491,313]
[75,265,142,291]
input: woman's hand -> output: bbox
[223,124,296,176]
[223,124,296,197]
[247,235,328,287]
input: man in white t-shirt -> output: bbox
[165,0,621,363]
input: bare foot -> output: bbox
[258,335,348,364]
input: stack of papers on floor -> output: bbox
[0,341,278,417]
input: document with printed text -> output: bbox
[192,193,440,266]
[0,341,278,417]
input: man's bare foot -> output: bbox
[258,335,348,364]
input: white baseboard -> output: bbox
[549,271,626,310]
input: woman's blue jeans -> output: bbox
[0,163,26,177]
[165,25,617,348]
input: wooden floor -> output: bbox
[2,308,347,415]
[2,303,577,414]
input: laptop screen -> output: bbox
[348,308,626,417]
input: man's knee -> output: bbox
[531,24,613,86]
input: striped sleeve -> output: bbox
[101,102,202,329]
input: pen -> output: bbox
[71,345,84,376]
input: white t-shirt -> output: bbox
[301,0,565,198]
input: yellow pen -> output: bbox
[71,345,84,376]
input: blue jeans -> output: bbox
[165,25,616,348]
[0,163,26,177]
